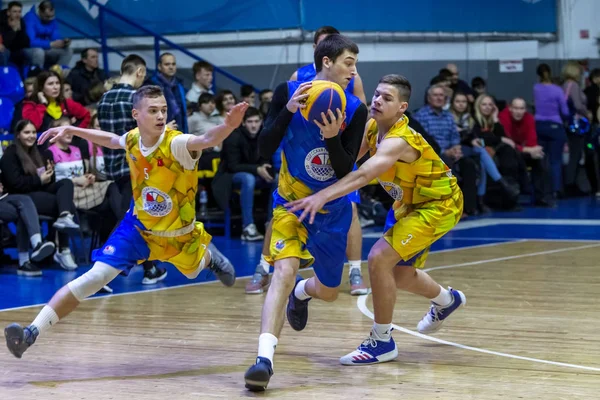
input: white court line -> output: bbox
[357,242,600,372]
[0,239,517,314]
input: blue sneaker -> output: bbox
[417,287,466,334]
[339,332,398,365]
[286,275,310,331]
[5,323,38,359]
[244,356,273,392]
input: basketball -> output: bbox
[300,80,347,124]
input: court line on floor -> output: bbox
[0,239,518,313]
[357,242,600,372]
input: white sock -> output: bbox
[294,279,311,301]
[257,333,278,366]
[259,255,270,275]
[30,233,42,248]
[348,260,362,276]
[18,252,30,267]
[430,286,453,306]
[31,305,60,336]
[372,322,392,341]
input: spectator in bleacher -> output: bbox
[450,91,511,213]
[212,107,272,241]
[584,68,600,126]
[241,84,256,107]
[188,92,222,142]
[446,63,475,103]
[0,1,29,67]
[22,70,90,131]
[47,117,120,240]
[413,84,479,215]
[62,81,71,99]
[23,0,72,69]
[0,119,79,270]
[562,61,593,196]
[259,89,273,104]
[146,52,187,133]
[499,98,553,204]
[186,60,214,107]
[533,63,569,197]
[0,171,55,276]
[471,77,487,98]
[66,48,107,106]
[97,54,167,285]
[215,89,236,123]
[9,76,35,132]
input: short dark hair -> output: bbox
[121,54,146,75]
[8,1,22,9]
[438,68,453,81]
[159,52,175,64]
[39,0,54,12]
[198,92,214,105]
[590,68,600,81]
[379,74,411,102]
[314,34,359,73]
[80,48,97,60]
[243,107,262,121]
[313,26,340,44]
[259,89,272,98]
[430,75,447,86]
[132,85,164,108]
[241,84,254,97]
[471,76,486,88]
[192,61,213,75]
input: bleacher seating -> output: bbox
[0,65,25,105]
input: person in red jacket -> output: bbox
[499,98,554,202]
[21,70,90,132]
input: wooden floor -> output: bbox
[1,240,599,399]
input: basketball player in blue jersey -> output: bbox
[244,34,368,391]
[291,25,369,295]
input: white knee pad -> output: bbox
[67,262,121,301]
[182,254,208,280]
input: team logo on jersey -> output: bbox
[141,186,173,217]
[157,158,164,167]
[275,239,285,251]
[305,147,334,181]
[378,179,403,201]
[103,245,115,255]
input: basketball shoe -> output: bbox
[4,323,38,359]
[244,356,273,391]
[417,287,466,334]
[339,330,398,365]
[286,275,310,331]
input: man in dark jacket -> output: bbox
[212,107,274,241]
[67,48,106,105]
[0,1,30,67]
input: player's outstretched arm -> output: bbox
[286,137,416,223]
[38,126,123,149]
[187,102,249,151]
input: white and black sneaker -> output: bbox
[142,266,168,285]
[53,213,80,233]
[53,249,78,270]
[17,261,42,277]
[30,241,55,263]
[241,224,264,241]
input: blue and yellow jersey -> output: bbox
[274,80,362,211]
[124,128,198,231]
[296,63,356,95]
[365,116,459,207]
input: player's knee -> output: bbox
[367,248,385,272]
[67,262,120,301]
[316,286,338,302]
[272,263,297,289]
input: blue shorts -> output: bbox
[92,212,150,275]
[269,194,352,288]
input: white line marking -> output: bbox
[357,242,600,372]
[0,240,517,314]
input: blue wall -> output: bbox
[55,0,556,38]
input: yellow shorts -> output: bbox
[266,206,313,268]
[142,221,212,276]
[385,190,463,268]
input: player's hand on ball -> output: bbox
[286,82,312,113]
[314,108,345,139]
[285,192,327,224]
[38,125,71,145]
[225,102,249,129]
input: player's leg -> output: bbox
[340,237,401,365]
[4,261,122,359]
[244,256,300,391]
[245,220,272,294]
[347,201,367,295]
[4,212,149,359]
